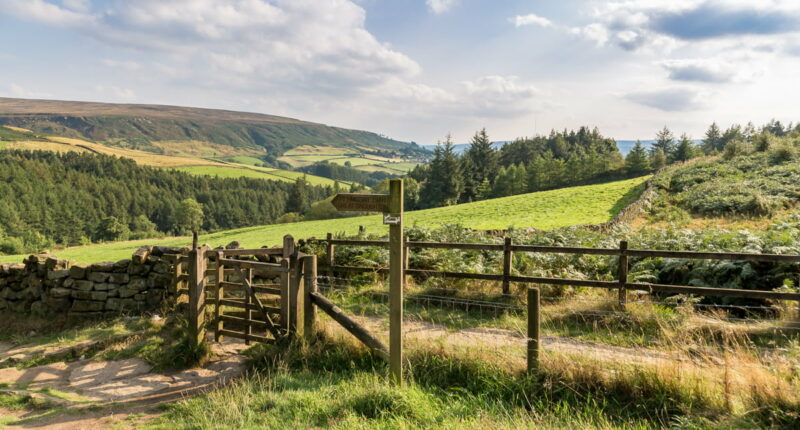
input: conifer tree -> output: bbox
[419,135,463,207]
[650,148,667,170]
[674,134,696,162]
[652,126,675,160]
[703,122,721,154]
[624,140,650,175]
[461,128,498,202]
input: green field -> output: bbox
[172,165,341,186]
[0,176,648,264]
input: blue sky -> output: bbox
[1,0,799,144]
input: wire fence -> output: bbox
[315,272,800,397]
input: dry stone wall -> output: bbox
[0,246,188,318]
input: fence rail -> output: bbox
[320,236,800,306]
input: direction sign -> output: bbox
[331,193,390,213]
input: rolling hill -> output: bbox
[0,176,649,263]
[0,97,428,159]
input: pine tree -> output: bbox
[419,135,463,207]
[652,126,675,160]
[287,177,310,214]
[650,148,667,170]
[702,122,721,153]
[674,134,696,162]
[461,128,498,202]
[624,140,650,175]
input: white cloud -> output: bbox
[426,0,458,15]
[573,0,800,51]
[101,59,141,71]
[624,87,709,112]
[0,0,421,95]
[375,75,541,119]
[94,85,136,100]
[6,83,53,99]
[569,23,609,46]
[510,13,552,28]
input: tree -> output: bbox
[96,216,129,242]
[287,177,310,214]
[652,126,675,160]
[673,134,696,162]
[129,214,159,240]
[419,135,463,207]
[174,198,204,234]
[461,128,498,202]
[650,148,667,170]
[624,140,650,175]
[702,122,721,153]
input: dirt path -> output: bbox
[349,316,684,367]
[0,336,250,429]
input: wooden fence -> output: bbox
[322,233,800,308]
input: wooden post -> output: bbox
[618,241,629,308]
[326,232,335,283]
[281,235,295,332]
[502,237,513,295]
[214,251,224,343]
[303,255,318,343]
[188,244,208,346]
[389,179,404,385]
[289,253,304,338]
[245,268,253,345]
[527,287,540,373]
[192,231,198,250]
[172,261,183,296]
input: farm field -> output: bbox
[0,176,649,264]
[172,165,342,186]
[0,130,341,186]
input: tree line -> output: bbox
[406,127,624,209]
[0,150,331,254]
[623,119,800,176]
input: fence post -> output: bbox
[618,241,629,308]
[289,253,304,338]
[281,235,295,332]
[188,244,208,346]
[245,268,253,345]
[326,232,335,283]
[527,287,540,373]
[503,237,513,295]
[303,255,318,343]
[214,251,224,343]
[388,179,404,385]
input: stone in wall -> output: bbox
[0,246,186,318]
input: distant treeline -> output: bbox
[298,161,395,186]
[407,127,624,209]
[0,150,330,254]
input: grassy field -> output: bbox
[171,165,341,186]
[0,133,342,186]
[0,176,649,264]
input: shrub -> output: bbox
[722,139,751,160]
[769,142,797,163]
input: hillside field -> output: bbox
[0,176,649,264]
[0,128,342,186]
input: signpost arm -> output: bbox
[388,179,404,385]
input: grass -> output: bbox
[0,176,649,264]
[143,329,799,429]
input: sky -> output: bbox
[1,0,799,145]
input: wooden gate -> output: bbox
[184,235,308,345]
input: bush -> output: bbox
[769,143,797,163]
[722,140,751,160]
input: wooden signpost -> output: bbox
[331,179,404,385]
